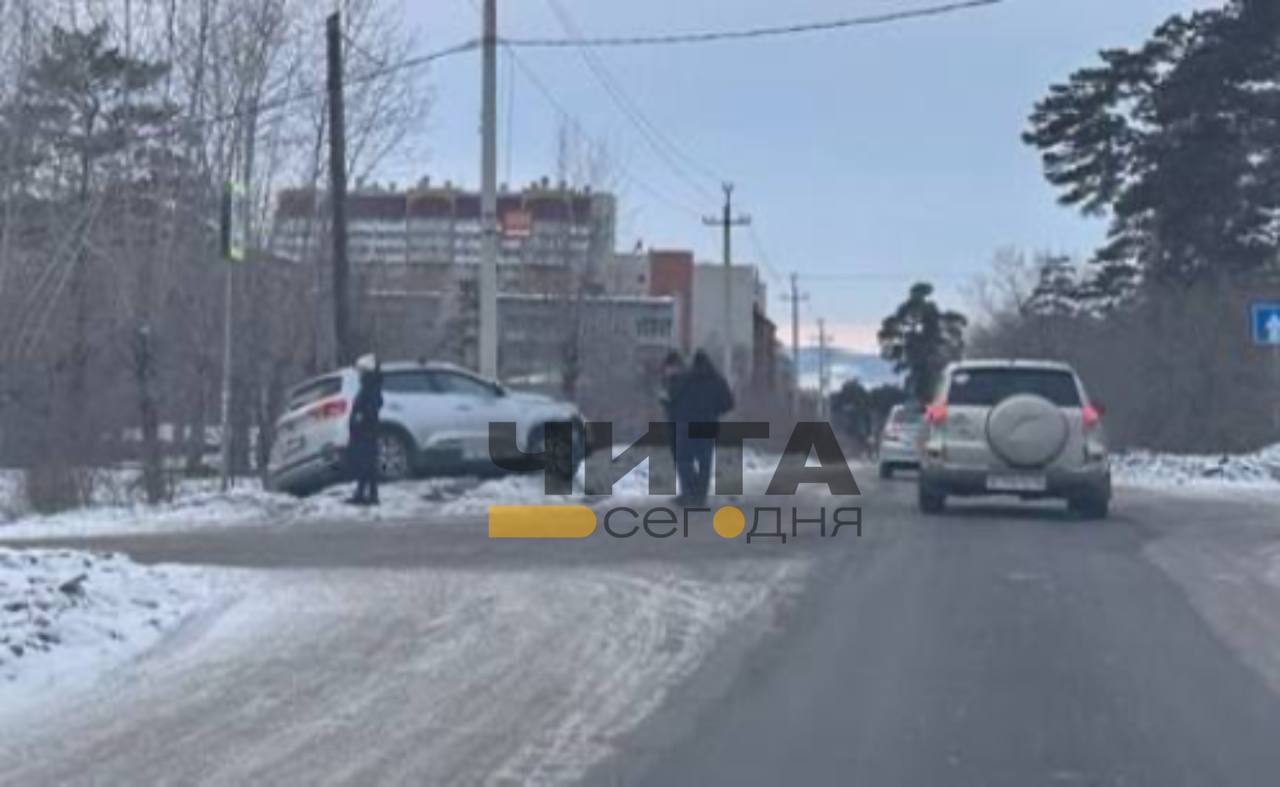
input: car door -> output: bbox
[380,370,441,450]
[425,370,508,462]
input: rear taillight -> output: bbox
[1082,405,1101,431]
[310,398,348,421]
[924,403,947,425]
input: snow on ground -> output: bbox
[0,555,809,785]
[0,547,220,717]
[0,449,784,539]
[1114,443,1280,491]
[0,475,482,539]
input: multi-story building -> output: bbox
[269,181,781,411]
[273,177,616,276]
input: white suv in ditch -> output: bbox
[917,360,1111,518]
[267,361,584,496]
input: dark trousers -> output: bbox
[675,423,714,503]
[349,432,379,503]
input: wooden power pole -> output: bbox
[326,12,352,366]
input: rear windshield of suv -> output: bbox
[287,376,342,411]
[946,368,1082,407]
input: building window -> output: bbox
[636,317,672,339]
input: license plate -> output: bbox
[987,474,1046,492]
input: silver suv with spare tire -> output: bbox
[917,360,1111,518]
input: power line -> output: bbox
[543,0,726,201]
[172,0,1001,133]
[493,32,705,218]
[748,223,785,285]
[504,1,1002,49]
[197,39,480,129]
[342,30,389,70]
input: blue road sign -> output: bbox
[1252,302,1280,346]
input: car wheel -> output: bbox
[918,482,946,514]
[1069,490,1109,520]
[879,463,893,480]
[378,429,413,482]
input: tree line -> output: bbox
[974,0,1280,452]
[843,1,1279,455]
[0,0,427,511]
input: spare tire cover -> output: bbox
[985,394,1069,469]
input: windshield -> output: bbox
[947,368,1082,407]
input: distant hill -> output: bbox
[794,347,901,392]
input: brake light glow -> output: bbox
[1082,405,1101,431]
[310,398,348,421]
[924,403,948,425]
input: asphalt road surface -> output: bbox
[4,476,1280,786]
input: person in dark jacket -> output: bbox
[347,357,384,506]
[670,350,734,505]
[659,351,685,419]
[659,349,685,435]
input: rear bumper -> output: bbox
[267,445,347,494]
[920,461,1110,498]
[879,444,920,467]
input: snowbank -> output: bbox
[0,548,217,714]
[0,475,479,539]
[0,449,783,538]
[1114,443,1280,490]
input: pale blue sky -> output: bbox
[393,0,1215,350]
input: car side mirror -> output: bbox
[492,384,507,398]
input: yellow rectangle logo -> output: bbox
[488,505,598,539]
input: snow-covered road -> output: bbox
[0,554,805,785]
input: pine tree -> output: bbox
[1024,0,1280,295]
[878,283,967,403]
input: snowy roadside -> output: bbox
[0,473,486,540]
[1124,443,1280,696]
[0,449,782,539]
[1114,443,1280,494]
[0,547,224,719]
[0,554,810,785]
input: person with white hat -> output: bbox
[347,354,384,505]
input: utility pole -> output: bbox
[478,0,499,378]
[816,318,835,421]
[219,178,247,491]
[781,272,808,412]
[219,240,235,491]
[702,183,751,381]
[326,12,352,367]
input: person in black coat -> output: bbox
[347,359,384,506]
[670,350,734,505]
[658,351,686,476]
